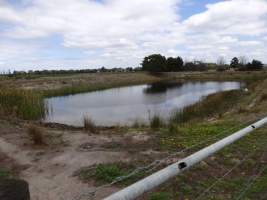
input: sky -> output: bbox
[0,0,267,71]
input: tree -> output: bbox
[230,57,239,69]
[247,60,264,71]
[141,54,167,72]
[166,56,183,72]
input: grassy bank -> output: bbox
[0,71,266,122]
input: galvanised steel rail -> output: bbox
[104,116,267,200]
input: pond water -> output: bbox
[44,81,242,126]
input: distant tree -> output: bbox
[141,54,167,72]
[166,56,183,72]
[246,60,264,71]
[230,57,239,69]
[184,61,208,71]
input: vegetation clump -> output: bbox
[149,192,171,200]
[0,87,47,120]
[150,115,164,130]
[170,90,244,124]
[27,124,45,145]
[77,163,129,184]
[83,115,97,133]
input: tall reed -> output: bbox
[0,87,47,120]
[170,90,243,124]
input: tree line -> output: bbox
[141,54,265,72]
[1,54,265,77]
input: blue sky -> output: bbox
[0,0,267,71]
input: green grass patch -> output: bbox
[160,120,238,151]
[149,192,171,200]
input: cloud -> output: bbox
[0,0,267,70]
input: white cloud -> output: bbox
[0,0,267,70]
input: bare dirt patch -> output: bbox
[0,120,158,200]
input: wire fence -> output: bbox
[73,116,266,200]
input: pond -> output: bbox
[44,81,242,126]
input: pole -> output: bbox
[104,117,267,200]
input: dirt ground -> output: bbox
[0,119,164,200]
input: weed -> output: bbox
[95,164,124,183]
[83,115,96,133]
[27,124,45,145]
[149,192,171,200]
[77,163,126,184]
[150,115,164,130]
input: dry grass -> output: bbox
[260,93,267,102]
[83,116,97,133]
[27,124,45,145]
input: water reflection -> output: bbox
[44,81,242,126]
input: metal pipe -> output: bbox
[104,117,267,200]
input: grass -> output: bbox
[169,90,244,125]
[0,168,11,180]
[160,120,239,151]
[83,115,96,133]
[149,192,171,200]
[0,87,47,120]
[41,72,160,97]
[76,162,149,186]
[27,124,45,145]
[150,115,164,130]
[77,163,129,184]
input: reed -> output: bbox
[170,90,244,124]
[0,87,47,120]
[83,115,96,133]
[150,115,164,129]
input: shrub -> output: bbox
[27,124,44,145]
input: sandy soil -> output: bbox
[0,121,158,200]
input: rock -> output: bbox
[0,179,30,200]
